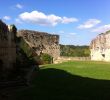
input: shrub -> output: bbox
[40,53,53,64]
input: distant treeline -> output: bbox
[60,44,90,57]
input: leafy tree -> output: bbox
[60,44,90,57]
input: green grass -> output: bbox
[14,61,110,100]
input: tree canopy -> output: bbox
[60,44,90,57]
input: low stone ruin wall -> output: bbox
[54,56,91,64]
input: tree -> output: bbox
[60,44,90,57]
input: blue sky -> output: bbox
[0,0,110,45]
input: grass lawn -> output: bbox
[14,61,110,100]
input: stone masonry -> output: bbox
[90,31,110,61]
[18,30,60,62]
[0,20,16,72]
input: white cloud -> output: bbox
[59,31,64,33]
[58,31,76,36]
[69,33,76,35]
[78,19,101,29]
[58,31,76,39]
[15,18,23,24]
[16,4,23,9]
[92,24,110,33]
[18,10,78,26]
[58,30,76,35]
[62,33,76,38]
[3,16,11,20]
[62,17,78,24]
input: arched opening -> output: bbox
[102,54,105,58]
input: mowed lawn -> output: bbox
[14,61,110,100]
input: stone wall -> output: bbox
[0,20,16,72]
[18,30,60,62]
[54,56,91,64]
[90,31,110,61]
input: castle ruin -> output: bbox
[90,31,110,61]
[18,30,60,62]
[0,20,16,74]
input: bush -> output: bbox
[40,53,53,64]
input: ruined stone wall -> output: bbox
[90,31,110,61]
[0,20,16,71]
[18,30,60,61]
[54,56,90,64]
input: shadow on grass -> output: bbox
[14,68,110,100]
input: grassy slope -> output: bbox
[14,61,110,100]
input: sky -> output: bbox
[0,0,110,45]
